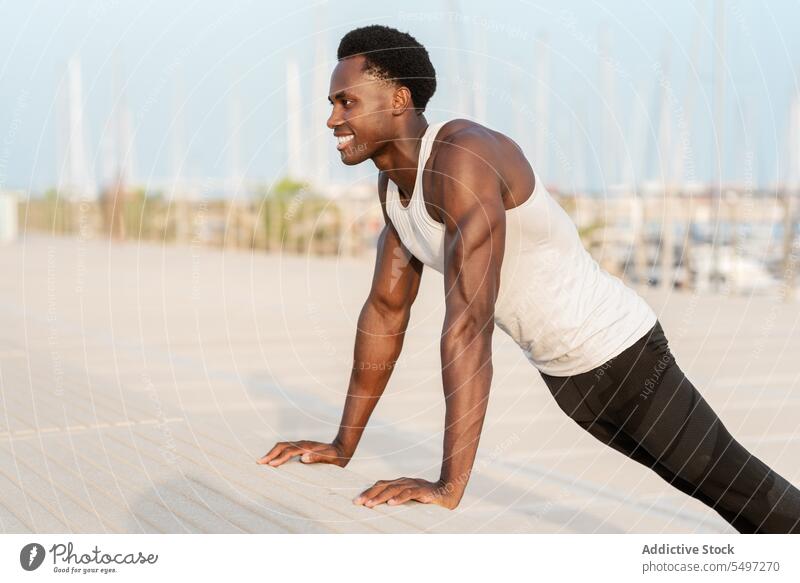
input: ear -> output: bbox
[391,85,414,116]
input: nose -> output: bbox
[326,107,339,130]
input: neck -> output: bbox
[371,115,429,193]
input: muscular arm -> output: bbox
[352,132,506,509]
[258,178,423,468]
[436,137,506,505]
[333,219,424,457]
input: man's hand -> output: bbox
[353,477,461,510]
[257,440,350,468]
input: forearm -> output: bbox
[334,298,409,456]
[438,324,494,500]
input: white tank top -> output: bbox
[385,120,657,376]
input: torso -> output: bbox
[381,118,535,224]
[380,119,657,376]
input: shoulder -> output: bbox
[429,121,506,201]
[429,122,507,231]
[432,119,503,170]
[430,119,502,196]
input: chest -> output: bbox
[385,179,447,273]
[395,173,444,223]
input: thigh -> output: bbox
[540,370,718,509]
[622,357,784,492]
[571,321,717,483]
[618,359,800,532]
[610,352,717,484]
[540,373,601,426]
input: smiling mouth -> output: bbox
[336,135,355,151]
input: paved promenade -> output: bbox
[1,234,798,533]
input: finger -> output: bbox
[266,446,304,466]
[300,447,335,464]
[387,488,417,506]
[353,481,396,505]
[354,477,415,504]
[257,442,288,464]
[412,487,437,504]
[365,485,409,508]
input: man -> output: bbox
[258,25,800,532]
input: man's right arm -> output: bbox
[332,220,424,459]
[258,180,423,467]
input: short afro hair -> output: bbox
[337,24,436,114]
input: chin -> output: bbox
[340,151,370,166]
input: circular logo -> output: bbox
[20,543,46,571]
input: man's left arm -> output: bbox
[435,148,505,508]
[354,135,505,509]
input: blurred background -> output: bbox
[1,0,800,535]
[0,0,799,293]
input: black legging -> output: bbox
[540,320,800,533]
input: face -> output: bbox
[326,55,406,165]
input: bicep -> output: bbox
[368,222,424,314]
[440,164,506,331]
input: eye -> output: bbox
[343,99,354,107]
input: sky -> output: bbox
[1,0,799,194]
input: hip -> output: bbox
[539,320,679,422]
